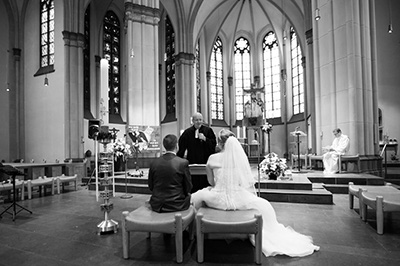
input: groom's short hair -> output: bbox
[163,134,177,151]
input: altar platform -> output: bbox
[83,167,391,205]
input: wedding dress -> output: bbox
[191,136,320,257]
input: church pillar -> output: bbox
[175,52,196,130]
[206,71,211,126]
[313,0,377,158]
[228,76,234,129]
[125,1,160,126]
[12,48,23,161]
[305,29,316,153]
[63,31,85,159]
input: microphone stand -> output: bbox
[120,155,132,199]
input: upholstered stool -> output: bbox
[56,174,78,194]
[195,207,263,264]
[25,176,55,200]
[122,205,195,263]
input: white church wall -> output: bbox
[23,0,66,163]
[0,1,10,162]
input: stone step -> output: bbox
[308,176,385,185]
[87,181,332,204]
[385,179,400,186]
[255,180,312,190]
[258,188,333,204]
[88,183,152,195]
[322,184,349,194]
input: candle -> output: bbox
[243,126,246,139]
[236,126,240,139]
[100,58,109,124]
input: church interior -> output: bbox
[1,0,400,265]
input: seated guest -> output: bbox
[322,128,350,174]
[148,134,193,212]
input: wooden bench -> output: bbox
[291,154,311,169]
[309,155,323,170]
[348,182,399,217]
[360,190,400,234]
[0,178,24,201]
[24,176,55,200]
[309,154,360,173]
[339,154,360,173]
[122,205,195,263]
[56,174,78,194]
[195,207,263,264]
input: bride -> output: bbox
[191,129,320,257]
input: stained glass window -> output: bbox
[234,37,251,120]
[290,27,304,115]
[40,0,55,68]
[210,37,224,120]
[165,15,176,117]
[103,11,121,119]
[196,41,201,113]
[263,31,281,119]
[84,5,91,118]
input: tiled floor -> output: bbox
[0,183,400,266]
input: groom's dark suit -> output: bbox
[148,152,193,212]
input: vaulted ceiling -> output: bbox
[160,0,309,55]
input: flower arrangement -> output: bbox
[261,123,273,134]
[97,131,114,143]
[110,138,132,159]
[259,152,288,179]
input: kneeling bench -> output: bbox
[196,207,263,264]
[348,182,398,217]
[25,176,55,200]
[122,205,195,263]
[56,174,78,194]
[360,190,400,234]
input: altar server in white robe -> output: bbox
[322,128,350,174]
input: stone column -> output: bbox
[175,52,196,130]
[63,31,85,158]
[125,1,160,126]
[228,76,233,129]
[313,0,377,157]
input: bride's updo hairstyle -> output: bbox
[218,129,236,150]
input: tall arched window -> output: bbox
[210,37,224,120]
[263,31,281,119]
[103,11,121,122]
[40,0,55,68]
[83,5,91,118]
[290,27,304,115]
[165,15,176,119]
[234,37,251,121]
[196,40,201,113]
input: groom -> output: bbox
[148,134,193,212]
